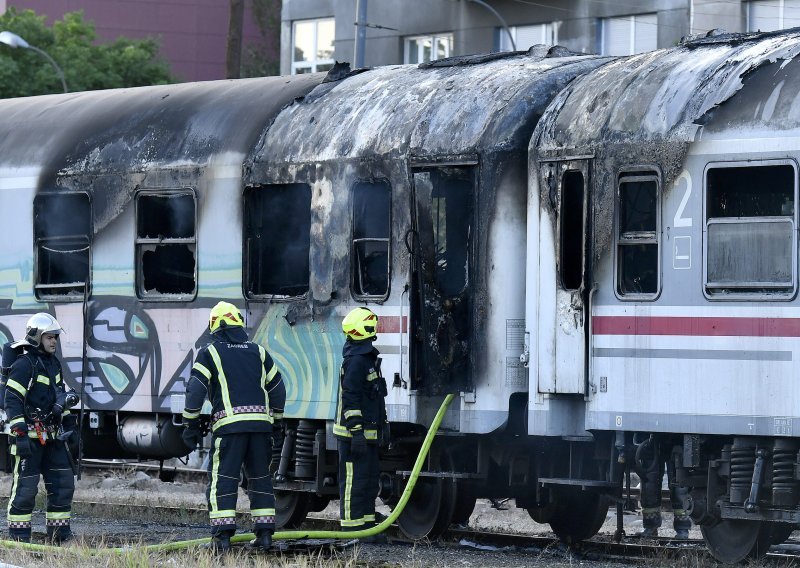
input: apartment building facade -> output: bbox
[281,0,798,75]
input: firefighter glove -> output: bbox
[380,420,391,450]
[182,427,203,451]
[14,435,32,459]
[350,430,368,458]
[50,403,64,423]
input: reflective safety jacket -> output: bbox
[334,339,387,441]
[4,349,74,440]
[182,327,285,435]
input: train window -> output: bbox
[616,172,660,297]
[244,183,311,298]
[705,163,796,297]
[415,170,473,298]
[135,190,196,300]
[33,193,91,301]
[351,181,391,299]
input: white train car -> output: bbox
[528,28,800,563]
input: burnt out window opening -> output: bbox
[430,172,473,298]
[135,190,196,299]
[616,172,659,297]
[352,181,391,299]
[34,193,91,300]
[560,171,585,290]
[244,183,311,298]
[705,163,796,296]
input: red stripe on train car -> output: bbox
[376,316,408,333]
[592,316,800,337]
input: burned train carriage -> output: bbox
[0,49,617,542]
[527,28,800,563]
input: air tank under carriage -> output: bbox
[528,28,800,563]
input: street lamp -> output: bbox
[0,31,68,93]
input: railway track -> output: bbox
[11,495,798,565]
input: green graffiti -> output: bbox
[129,315,149,339]
[99,361,130,394]
[251,308,344,421]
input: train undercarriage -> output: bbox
[269,420,800,564]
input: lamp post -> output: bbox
[0,31,68,93]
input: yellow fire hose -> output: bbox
[0,393,454,554]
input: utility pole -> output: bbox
[354,0,367,68]
[226,0,245,79]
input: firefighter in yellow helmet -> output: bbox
[181,301,286,552]
[334,307,389,537]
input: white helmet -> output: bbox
[21,313,64,348]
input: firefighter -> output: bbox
[181,301,285,553]
[637,438,691,539]
[334,307,389,535]
[4,313,78,543]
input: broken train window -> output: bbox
[34,192,91,300]
[135,190,196,300]
[352,180,391,299]
[244,183,311,298]
[705,162,796,297]
[616,170,660,298]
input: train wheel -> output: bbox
[275,490,311,529]
[308,495,332,513]
[701,519,772,564]
[396,475,457,539]
[548,489,609,544]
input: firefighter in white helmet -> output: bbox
[4,313,78,543]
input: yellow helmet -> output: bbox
[209,301,244,333]
[342,307,378,341]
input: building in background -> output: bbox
[0,0,281,82]
[281,0,799,75]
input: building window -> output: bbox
[34,192,91,300]
[498,23,558,51]
[135,190,196,300]
[292,18,335,74]
[705,162,797,298]
[352,181,391,299]
[616,171,660,298]
[244,183,311,298]
[404,33,453,64]
[600,13,657,55]
[748,0,800,31]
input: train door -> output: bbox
[409,165,475,394]
[538,160,590,394]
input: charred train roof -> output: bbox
[247,52,610,174]
[536,28,800,156]
[0,74,323,182]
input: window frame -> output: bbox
[242,183,312,302]
[498,22,558,51]
[403,33,453,64]
[599,13,658,56]
[134,188,198,302]
[703,159,798,301]
[613,168,662,301]
[291,17,335,75]
[350,179,392,302]
[33,191,92,302]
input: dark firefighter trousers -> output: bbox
[337,439,380,529]
[641,453,691,531]
[206,432,276,537]
[7,439,74,540]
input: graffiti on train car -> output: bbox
[0,300,344,418]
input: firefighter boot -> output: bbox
[252,529,273,550]
[47,525,74,544]
[210,533,232,553]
